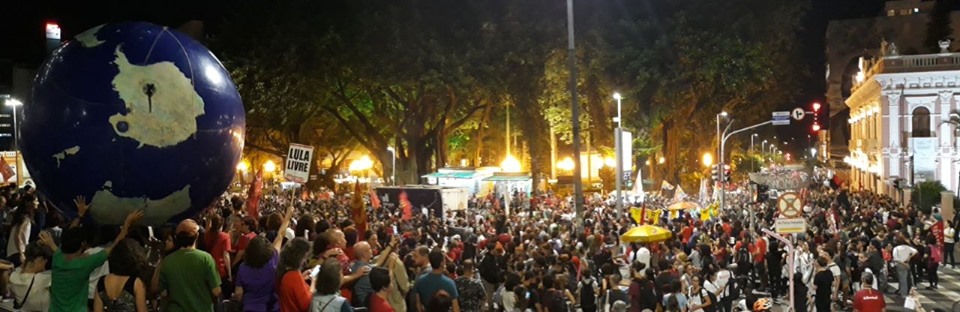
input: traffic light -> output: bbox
[723,165,732,183]
[812,101,823,133]
[756,184,770,203]
[711,164,721,181]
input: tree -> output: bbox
[925,0,954,53]
[580,0,808,190]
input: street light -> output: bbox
[5,98,22,186]
[702,152,714,167]
[263,160,277,173]
[557,157,575,172]
[236,161,249,173]
[387,147,396,186]
[500,155,522,172]
[658,156,666,164]
[750,134,759,154]
[566,0,585,228]
[716,111,729,159]
[613,92,624,219]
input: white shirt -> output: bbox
[893,245,918,264]
[687,287,704,312]
[6,220,31,257]
[86,247,109,299]
[946,227,956,244]
[9,268,52,312]
[637,247,651,274]
[715,269,732,299]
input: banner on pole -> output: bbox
[284,143,314,183]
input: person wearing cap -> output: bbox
[41,205,143,312]
[153,218,223,312]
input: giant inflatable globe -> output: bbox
[23,22,245,225]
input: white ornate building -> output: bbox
[847,45,960,195]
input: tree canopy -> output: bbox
[212,0,809,190]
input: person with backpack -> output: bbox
[577,273,599,312]
[479,244,504,311]
[924,236,941,290]
[687,276,714,312]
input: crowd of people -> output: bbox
[0,177,953,312]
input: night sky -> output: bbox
[1,0,887,155]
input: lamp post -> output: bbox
[750,134,758,154]
[387,147,396,186]
[567,0,585,229]
[5,98,22,186]
[762,140,768,155]
[715,111,728,199]
[613,92,624,219]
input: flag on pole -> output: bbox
[698,178,708,205]
[245,169,263,217]
[370,189,381,210]
[0,156,13,183]
[400,190,413,220]
[633,169,645,203]
[351,181,367,240]
[673,186,686,201]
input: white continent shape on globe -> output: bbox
[75,24,105,48]
[89,181,192,225]
[110,45,206,148]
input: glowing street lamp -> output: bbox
[658,156,666,164]
[603,156,616,168]
[500,155,522,172]
[702,152,714,167]
[557,157,575,172]
[263,160,277,173]
[236,161,250,173]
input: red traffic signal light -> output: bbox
[813,102,821,112]
[812,123,821,132]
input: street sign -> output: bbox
[771,111,790,125]
[776,191,803,218]
[791,108,805,120]
[775,218,806,234]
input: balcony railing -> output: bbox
[854,52,960,92]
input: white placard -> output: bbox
[284,143,314,183]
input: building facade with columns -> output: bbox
[846,48,960,195]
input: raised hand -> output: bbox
[74,196,89,217]
[124,210,145,227]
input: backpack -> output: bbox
[727,275,741,300]
[931,245,943,264]
[697,288,719,312]
[579,279,598,309]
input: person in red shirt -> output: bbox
[852,272,885,312]
[277,238,315,312]
[680,224,694,245]
[203,214,233,296]
[232,216,258,267]
[368,267,395,312]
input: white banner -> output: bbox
[284,143,314,183]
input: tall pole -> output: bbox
[505,103,511,157]
[387,147,396,185]
[721,120,773,219]
[567,0,585,228]
[11,105,19,187]
[614,93,623,219]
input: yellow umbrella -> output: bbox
[620,224,673,244]
[668,201,700,211]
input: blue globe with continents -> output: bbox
[23,22,245,225]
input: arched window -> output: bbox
[913,107,931,137]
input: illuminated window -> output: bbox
[900,9,911,15]
[888,10,896,16]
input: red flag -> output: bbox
[400,190,413,220]
[370,189,381,210]
[245,169,263,217]
[0,156,14,182]
[351,181,367,240]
